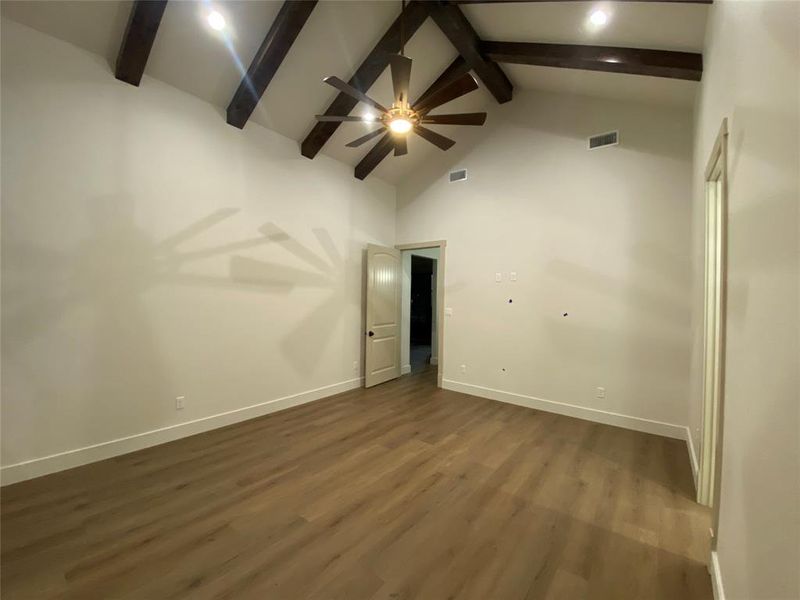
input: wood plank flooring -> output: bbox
[1,369,712,599]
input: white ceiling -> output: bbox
[462,1,707,51]
[0,0,708,184]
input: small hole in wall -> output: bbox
[501,368,506,372]
[508,299,513,303]
[563,312,568,317]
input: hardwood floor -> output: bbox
[1,369,712,599]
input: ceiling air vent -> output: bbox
[449,168,468,182]
[588,130,619,150]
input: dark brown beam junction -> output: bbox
[427,2,513,104]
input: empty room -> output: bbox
[1,0,798,598]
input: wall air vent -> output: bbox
[588,130,619,150]
[449,169,468,182]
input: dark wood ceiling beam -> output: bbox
[227,0,318,129]
[354,56,469,180]
[301,1,430,160]
[482,41,702,81]
[115,0,168,86]
[450,0,711,4]
[427,3,513,104]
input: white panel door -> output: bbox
[365,244,402,388]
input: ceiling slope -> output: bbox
[1,0,709,184]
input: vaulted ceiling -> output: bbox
[1,0,709,184]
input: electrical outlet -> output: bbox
[352,360,359,374]
[175,395,185,410]
[595,387,606,399]
[510,272,517,282]
[495,272,502,283]
[460,364,467,374]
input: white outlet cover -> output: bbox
[495,272,502,282]
[510,272,517,281]
[444,307,453,316]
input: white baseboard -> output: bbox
[685,426,700,489]
[442,379,686,440]
[401,364,411,375]
[1,377,363,486]
[710,550,725,600]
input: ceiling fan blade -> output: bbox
[394,135,408,157]
[414,125,456,151]
[390,54,413,107]
[421,112,487,126]
[316,115,379,122]
[412,72,479,114]
[355,133,394,180]
[323,76,387,114]
[346,128,388,148]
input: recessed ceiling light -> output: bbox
[207,10,226,31]
[589,9,608,26]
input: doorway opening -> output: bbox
[363,241,445,389]
[699,119,728,549]
[397,242,446,387]
[406,253,437,374]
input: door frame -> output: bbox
[396,240,446,388]
[698,119,728,550]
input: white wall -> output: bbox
[397,90,694,437]
[0,19,396,482]
[689,1,799,598]
[400,247,439,373]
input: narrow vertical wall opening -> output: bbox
[698,119,729,551]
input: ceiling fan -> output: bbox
[314,1,487,158]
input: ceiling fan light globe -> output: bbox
[389,118,412,134]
